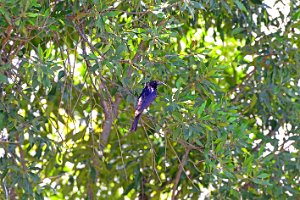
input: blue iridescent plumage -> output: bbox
[130,80,163,131]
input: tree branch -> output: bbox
[172,146,191,200]
[127,40,146,77]
[75,21,122,150]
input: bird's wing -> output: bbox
[136,87,157,112]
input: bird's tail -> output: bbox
[130,113,141,132]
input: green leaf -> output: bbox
[0,113,4,128]
[197,101,207,117]
[37,44,43,58]
[232,27,245,35]
[116,44,127,56]
[123,183,135,195]
[224,171,235,179]
[105,11,120,17]
[58,70,65,80]
[102,41,112,54]
[234,0,247,12]
[195,139,203,146]
[0,64,12,71]
[30,0,41,7]
[27,12,40,17]
[90,166,96,183]
[230,188,240,198]
[243,155,254,168]
[203,124,213,131]
[191,1,205,10]
[89,53,98,60]
[228,117,237,123]
[152,10,166,18]
[0,7,10,21]
[172,111,182,121]
[0,74,8,83]
[215,141,225,153]
[176,77,184,88]
[257,173,270,179]
[252,178,272,186]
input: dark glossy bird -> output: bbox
[130,80,164,131]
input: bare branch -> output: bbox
[75,22,120,149]
[172,146,191,200]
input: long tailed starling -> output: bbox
[130,80,164,131]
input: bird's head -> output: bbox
[148,80,164,89]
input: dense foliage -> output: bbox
[0,0,299,199]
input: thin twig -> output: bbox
[171,145,192,200]
[167,139,200,199]
[142,125,162,184]
[114,124,128,180]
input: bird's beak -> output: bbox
[157,81,171,88]
[157,81,166,86]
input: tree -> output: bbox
[0,0,299,199]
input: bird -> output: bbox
[130,80,164,131]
